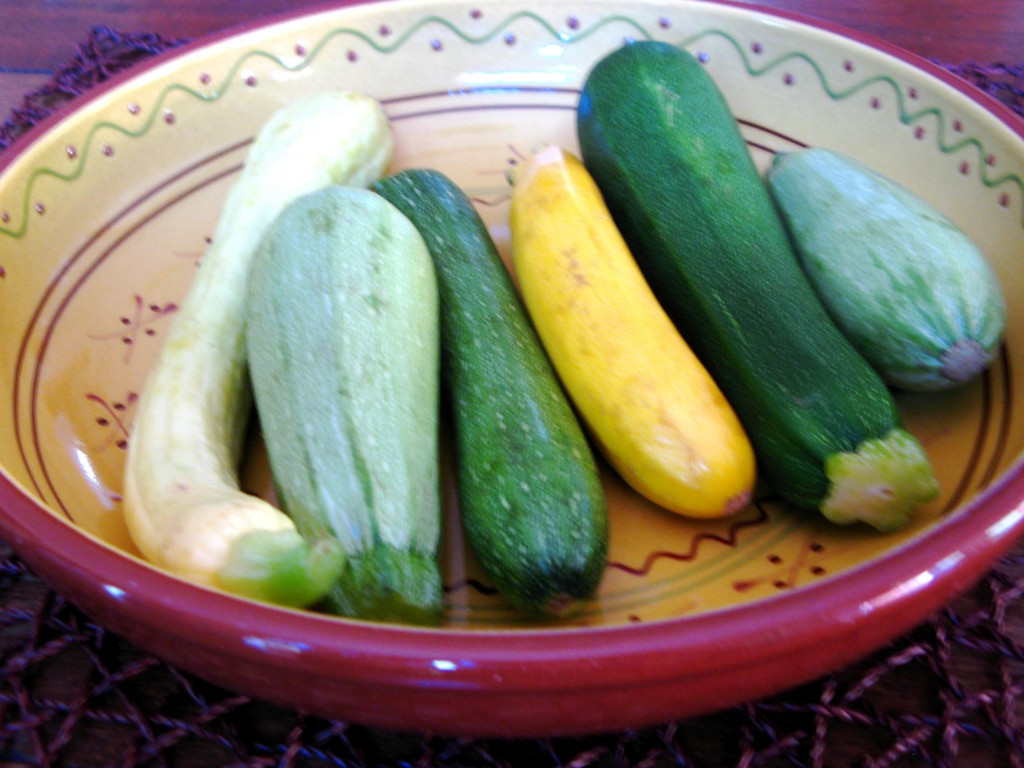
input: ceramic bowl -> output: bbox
[1,0,1022,738]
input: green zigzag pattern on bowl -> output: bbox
[1,10,1022,242]
[685,29,1024,206]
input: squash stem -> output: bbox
[821,428,939,532]
[326,547,444,626]
[215,530,345,608]
[940,339,991,384]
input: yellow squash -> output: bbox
[509,145,755,518]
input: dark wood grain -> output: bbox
[0,0,1021,72]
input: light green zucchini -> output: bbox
[245,186,442,625]
[767,147,1006,391]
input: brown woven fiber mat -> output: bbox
[1,28,1023,768]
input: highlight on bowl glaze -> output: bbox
[0,0,1022,736]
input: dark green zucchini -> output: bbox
[577,41,938,531]
[375,169,608,615]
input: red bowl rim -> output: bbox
[1,0,1022,717]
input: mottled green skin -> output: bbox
[767,147,1006,392]
[577,41,914,516]
[245,186,443,625]
[328,549,443,625]
[375,170,608,616]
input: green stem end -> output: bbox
[325,547,444,626]
[215,529,345,608]
[822,428,939,533]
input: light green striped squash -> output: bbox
[245,185,443,625]
[767,147,1006,392]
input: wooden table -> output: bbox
[1,0,1023,118]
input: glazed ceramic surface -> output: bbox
[1,0,1022,737]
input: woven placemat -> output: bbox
[1,28,1023,768]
